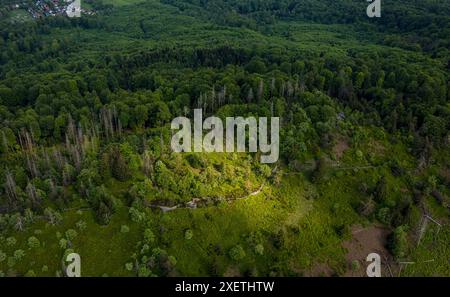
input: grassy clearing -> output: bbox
[0,206,141,276]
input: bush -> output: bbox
[143,229,155,244]
[44,208,62,225]
[6,237,16,246]
[138,266,152,277]
[187,154,206,169]
[229,245,246,261]
[13,249,25,261]
[125,263,133,271]
[27,236,40,249]
[59,239,68,249]
[377,207,391,225]
[129,207,146,223]
[184,229,193,240]
[168,255,177,267]
[257,164,272,178]
[76,220,87,231]
[389,226,408,259]
[351,260,361,271]
[65,229,78,241]
[254,244,264,255]
[120,225,130,233]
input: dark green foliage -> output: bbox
[102,146,131,182]
[388,226,409,260]
[311,156,328,183]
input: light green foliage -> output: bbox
[59,239,68,250]
[14,249,25,260]
[143,229,155,244]
[65,229,78,241]
[76,220,87,231]
[254,244,264,256]
[6,237,16,247]
[184,230,193,240]
[229,245,246,261]
[390,226,409,260]
[125,262,133,271]
[27,237,40,249]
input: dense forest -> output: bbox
[0,0,448,277]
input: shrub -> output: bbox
[143,229,155,244]
[355,150,364,160]
[377,207,391,225]
[28,236,40,249]
[129,207,146,223]
[121,225,130,233]
[351,260,361,271]
[138,266,152,277]
[257,164,272,178]
[254,244,264,256]
[76,220,87,231]
[229,245,246,261]
[6,237,16,246]
[168,255,177,267]
[13,249,25,261]
[389,226,408,259]
[65,229,78,241]
[59,239,68,249]
[140,244,150,254]
[187,154,206,169]
[184,229,193,240]
[125,263,133,271]
[44,208,62,225]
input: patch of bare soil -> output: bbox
[223,266,242,277]
[343,225,396,277]
[303,263,334,277]
[333,137,349,160]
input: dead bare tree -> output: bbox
[26,182,41,209]
[417,213,442,246]
[19,129,39,178]
[5,170,18,210]
[142,151,154,177]
[257,79,264,102]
